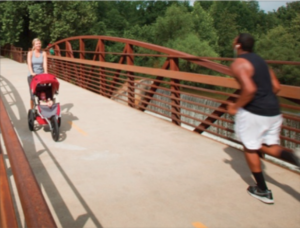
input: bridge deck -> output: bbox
[0,56,299,228]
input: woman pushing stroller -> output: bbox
[26,38,61,142]
[27,38,48,109]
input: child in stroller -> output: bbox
[39,92,54,107]
[27,73,61,141]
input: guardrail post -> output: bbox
[98,39,107,97]
[79,39,85,88]
[126,44,135,108]
[170,58,181,126]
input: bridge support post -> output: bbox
[126,44,135,108]
[170,58,181,126]
[79,39,85,88]
[98,39,107,97]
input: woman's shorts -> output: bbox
[235,108,282,150]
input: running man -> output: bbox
[227,33,300,204]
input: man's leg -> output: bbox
[244,146,274,204]
[260,144,300,167]
[244,147,268,191]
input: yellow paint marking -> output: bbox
[68,121,87,136]
[193,222,207,228]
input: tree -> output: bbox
[276,1,300,27]
[165,33,219,74]
[191,2,218,51]
[153,4,194,45]
[0,1,29,46]
[137,1,172,26]
[104,8,129,37]
[28,2,97,44]
[209,2,239,57]
[256,25,300,86]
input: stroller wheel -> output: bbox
[58,117,61,128]
[51,116,59,142]
[27,109,35,131]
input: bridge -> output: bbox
[0,36,300,228]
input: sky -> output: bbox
[258,1,291,12]
[189,1,292,12]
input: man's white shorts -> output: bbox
[235,108,282,150]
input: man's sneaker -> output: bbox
[247,186,274,204]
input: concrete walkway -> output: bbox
[0,56,299,228]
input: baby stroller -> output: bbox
[27,73,61,142]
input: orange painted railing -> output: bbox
[0,36,299,224]
[43,36,299,150]
[0,95,57,227]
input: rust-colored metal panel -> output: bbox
[194,90,239,134]
[65,41,74,58]
[0,97,57,228]
[108,45,127,97]
[138,60,170,112]
[48,56,240,90]
[54,44,61,56]
[49,55,300,100]
[79,39,85,60]
[0,144,18,228]
[126,44,135,108]
[98,39,107,96]
[49,36,232,75]
[170,58,181,126]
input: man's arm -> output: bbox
[269,68,280,94]
[227,58,257,114]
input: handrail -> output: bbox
[0,96,57,227]
[48,55,300,100]
[46,54,300,151]
[0,144,18,228]
[0,39,299,224]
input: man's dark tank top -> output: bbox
[238,53,281,116]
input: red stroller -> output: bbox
[27,73,61,141]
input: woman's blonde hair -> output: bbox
[32,38,42,51]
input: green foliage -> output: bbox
[210,3,238,57]
[191,2,218,50]
[0,0,299,87]
[27,2,97,44]
[256,25,300,85]
[165,33,219,73]
[277,1,300,27]
[153,4,194,45]
[0,1,29,46]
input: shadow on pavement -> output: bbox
[0,75,103,228]
[223,146,300,203]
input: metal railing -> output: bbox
[0,44,27,63]
[46,54,300,149]
[0,36,299,224]
[0,96,57,227]
[43,36,300,151]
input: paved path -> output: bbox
[1,56,300,228]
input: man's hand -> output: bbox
[227,102,238,115]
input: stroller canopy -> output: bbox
[30,73,59,94]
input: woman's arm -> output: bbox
[27,51,36,76]
[43,51,48,73]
